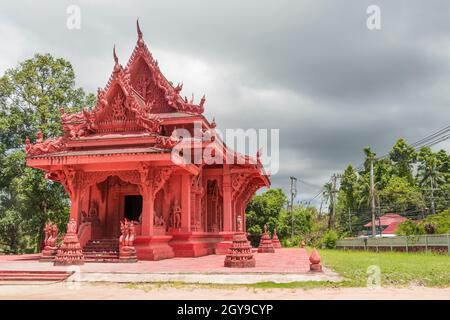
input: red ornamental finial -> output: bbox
[309,248,322,272]
[256,147,263,161]
[113,45,120,72]
[136,19,144,45]
[200,94,206,108]
[210,117,216,129]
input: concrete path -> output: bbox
[0,282,448,300]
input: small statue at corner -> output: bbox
[119,219,137,262]
[41,221,59,262]
[170,201,182,230]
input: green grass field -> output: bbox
[318,249,450,287]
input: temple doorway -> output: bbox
[124,195,143,222]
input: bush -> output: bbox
[321,230,338,249]
[419,210,450,234]
[282,236,301,248]
[396,220,423,236]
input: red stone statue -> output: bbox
[271,227,282,249]
[119,219,137,262]
[40,221,59,262]
[224,231,255,268]
[309,248,322,272]
[54,218,84,266]
[169,201,182,230]
[257,224,275,253]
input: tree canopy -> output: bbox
[0,54,94,253]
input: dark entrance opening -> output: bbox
[124,195,143,222]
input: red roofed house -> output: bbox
[364,214,407,237]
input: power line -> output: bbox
[411,126,450,147]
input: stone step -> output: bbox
[88,239,119,243]
[83,248,119,252]
[84,258,120,263]
[84,253,119,258]
[84,246,119,250]
[0,270,73,282]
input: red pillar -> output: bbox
[69,180,81,223]
[181,174,191,232]
[222,166,232,232]
[141,193,154,236]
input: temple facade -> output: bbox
[25,21,269,261]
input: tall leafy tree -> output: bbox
[0,53,94,253]
[417,147,449,214]
[340,165,358,211]
[389,138,416,183]
[246,188,287,236]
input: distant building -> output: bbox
[363,214,408,237]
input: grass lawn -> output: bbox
[318,249,450,287]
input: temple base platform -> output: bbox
[215,232,235,255]
[134,235,175,261]
[170,232,223,257]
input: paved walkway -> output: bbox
[0,248,341,284]
[1,282,448,300]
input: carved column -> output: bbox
[65,168,81,223]
[139,164,153,237]
[139,165,172,236]
[222,166,232,232]
[141,193,153,236]
[181,173,192,232]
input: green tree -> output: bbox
[396,220,423,236]
[0,53,94,253]
[278,205,318,244]
[389,139,416,183]
[246,188,287,236]
[340,165,358,212]
[378,176,425,213]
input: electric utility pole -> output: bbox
[289,176,297,241]
[348,208,352,233]
[429,176,437,215]
[329,174,340,230]
[370,157,377,237]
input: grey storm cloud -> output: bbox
[0,0,449,203]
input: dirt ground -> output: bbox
[0,282,449,300]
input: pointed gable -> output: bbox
[59,20,207,138]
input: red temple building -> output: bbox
[25,21,269,261]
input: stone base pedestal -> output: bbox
[54,230,84,266]
[170,232,222,257]
[39,247,57,262]
[309,263,322,272]
[224,232,255,268]
[258,232,275,253]
[272,235,282,249]
[134,235,175,261]
[119,246,138,263]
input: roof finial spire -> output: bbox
[113,45,120,72]
[136,18,144,46]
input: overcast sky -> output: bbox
[1,0,449,204]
